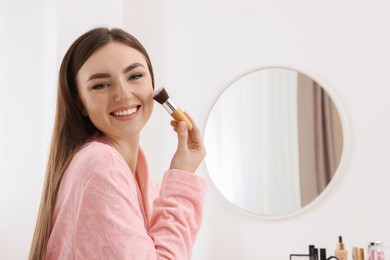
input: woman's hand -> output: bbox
[169,112,207,173]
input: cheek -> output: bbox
[148,98,154,112]
[144,93,154,112]
[141,90,154,120]
[142,84,154,106]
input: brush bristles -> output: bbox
[153,87,170,104]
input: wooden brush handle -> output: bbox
[171,108,193,130]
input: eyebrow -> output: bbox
[123,62,144,74]
[85,62,145,82]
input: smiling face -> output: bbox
[75,41,154,142]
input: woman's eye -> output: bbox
[92,83,109,90]
[128,73,143,80]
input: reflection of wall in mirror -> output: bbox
[205,68,302,216]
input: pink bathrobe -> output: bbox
[45,136,207,260]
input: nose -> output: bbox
[113,79,133,102]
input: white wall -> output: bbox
[57,0,124,64]
[0,1,56,259]
[1,0,390,259]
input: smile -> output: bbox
[111,106,139,117]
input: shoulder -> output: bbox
[77,140,119,163]
[77,139,117,160]
[66,139,129,180]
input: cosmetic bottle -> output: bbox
[335,236,348,260]
[353,247,358,260]
[357,248,365,260]
[352,247,365,260]
[368,241,385,260]
[319,248,327,260]
[309,245,318,260]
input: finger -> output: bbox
[170,120,179,132]
[183,112,203,143]
[176,121,189,150]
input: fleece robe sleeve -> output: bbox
[73,169,207,260]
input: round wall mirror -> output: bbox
[204,67,344,217]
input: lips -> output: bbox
[110,105,140,117]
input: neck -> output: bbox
[105,135,139,174]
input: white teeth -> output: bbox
[113,107,137,117]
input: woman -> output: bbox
[29,27,207,260]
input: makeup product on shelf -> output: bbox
[320,248,327,260]
[368,241,385,260]
[309,245,318,260]
[357,247,365,260]
[153,87,193,130]
[335,236,348,260]
[353,247,358,260]
[353,247,365,260]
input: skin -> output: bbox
[76,42,206,174]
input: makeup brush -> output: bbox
[153,87,193,130]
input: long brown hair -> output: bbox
[29,27,154,260]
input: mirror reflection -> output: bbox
[204,67,343,216]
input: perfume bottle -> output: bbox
[368,241,385,260]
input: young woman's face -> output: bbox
[76,42,154,141]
